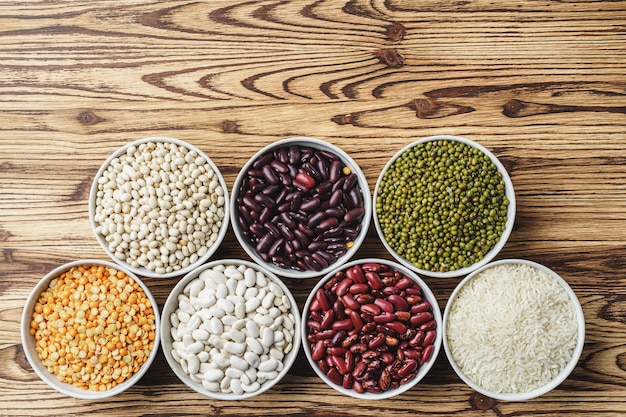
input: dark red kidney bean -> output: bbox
[342,173,358,192]
[276,147,288,163]
[316,250,336,264]
[270,159,288,173]
[303,255,323,271]
[365,271,383,290]
[261,165,279,184]
[293,229,309,248]
[324,207,344,218]
[279,212,296,229]
[242,195,262,212]
[254,193,276,208]
[299,197,320,212]
[374,298,394,313]
[329,160,342,182]
[348,187,363,208]
[252,152,274,170]
[344,207,365,223]
[277,223,294,241]
[329,189,343,206]
[311,252,329,268]
[249,222,265,238]
[327,368,342,385]
[422,329,436,347]
[420,344,435,365]
[268,238,284,257]
[307,211,327,228]
[263,222,281,239]
[387,294,409,311]
[288,145,300,164]
[258,207,272,224]
[255,233,274,253]
[318,217,339,231]
[410,312,433,327]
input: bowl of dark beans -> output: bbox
[301,258,442,399]
[231,137,371,279]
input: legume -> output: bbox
[236,144,366,272]
[30,264,157,392]
[376,139,509,273]
[305,262,437,394]
[93,140,226,274]
[169,263,296,395]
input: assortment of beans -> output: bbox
[29,264,157,392]
[168,263,297,396]
[305,262,438,394]
[93,141,226,275]
[375,139,509,273]
[235,144,366,272]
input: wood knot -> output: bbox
[77,111,104,125]
[386,23,406,41]
[502,99,525,117]
[470,391,497,410]
[374,49,404,68]
[331,114,354,125]
[222,120,240,133]
[409,98,440,118]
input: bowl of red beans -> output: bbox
[301,258,442,399]
[230,137,371,279]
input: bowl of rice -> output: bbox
[443,259,585,401]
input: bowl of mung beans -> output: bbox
[161,259,301,399]
[373,135,515,278]
[21,260,160,399]
[89,137,229,279]
[231,137,371,279]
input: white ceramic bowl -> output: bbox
[443,259,585,401]
[21,259,161,399]
[301,258,443,400]
[161,259,301,399]
[373,135,516,278]
[231,137,371,279]
[89,136,230,279]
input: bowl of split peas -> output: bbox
[21,260,160,399]
[373,135,516,278]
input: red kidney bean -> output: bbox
[374,298,394,313]
[411,301,431,314]
[311,340,325,361]
[422,329,436,347]
[306,262,438,393]
[364,271,383,290]
[320,309,335,329]
[315,288,332,311]
[410,312,433,327]
[420,344,435,365]
[327,368,342,385]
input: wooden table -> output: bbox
[1,1,625,415]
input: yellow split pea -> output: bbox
[30,264,156,392]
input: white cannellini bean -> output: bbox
[170,263,297,396]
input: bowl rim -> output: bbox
[300,257,443,400]
[442,258,586,401]
[372,134,516,278]
[230,136,372,279]
[20,259,161,400]
[160,258,302,400]
[88,136,230,279]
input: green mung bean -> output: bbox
[376,140,509,273]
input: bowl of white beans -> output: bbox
[161,259,301,399]
[21,260,160,399]
[89,137,229,279]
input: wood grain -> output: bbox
[1,0,625,415]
